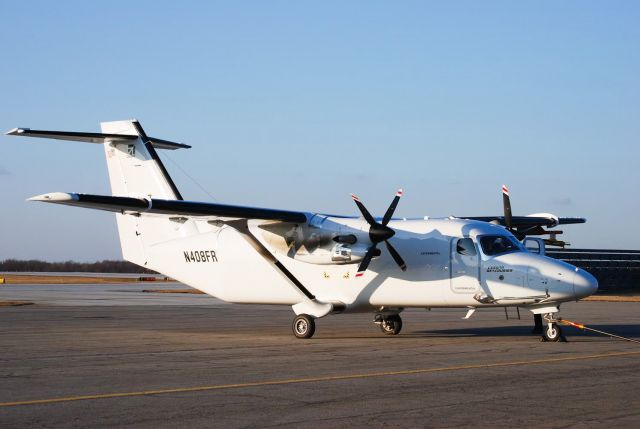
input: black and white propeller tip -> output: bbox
[352,189,407,278]
[502,184,513,231]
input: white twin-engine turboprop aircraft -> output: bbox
[7,120,598,341]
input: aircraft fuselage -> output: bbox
[144,216,597,313]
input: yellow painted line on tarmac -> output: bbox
[2,350,640,408]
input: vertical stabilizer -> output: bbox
[101,120,181,200]
[100,120,193,266]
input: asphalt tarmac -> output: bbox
[1,283,640,428]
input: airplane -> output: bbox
[6,120,598,342]
[460,185,586,249]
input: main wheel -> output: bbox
[380,315,403,335]
[542,323,562,342]
[292,314,315,339]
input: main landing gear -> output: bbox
[375,314,403,335]
[292,313,404,339]
[292,314,316,339]
[541,313,563,342]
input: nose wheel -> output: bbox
[542,323,563,342]
[541,313,563,342]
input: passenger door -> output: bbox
[450,238,480,293]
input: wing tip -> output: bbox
[5,128,27,136]
[27,192,78,202]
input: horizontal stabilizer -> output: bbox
[6,128,190,150]
[28,192,308,223]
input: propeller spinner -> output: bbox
[351,189,407,277]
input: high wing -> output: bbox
[458,185,587,246]
[461,216,586,227]
[29,192,308,223]
[10,122,307,223]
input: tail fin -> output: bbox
[8,120,194,267]
[101,120,183,200]
[100,120,195,266]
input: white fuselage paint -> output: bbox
[143,216,597,313]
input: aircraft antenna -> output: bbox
[160,151,219,202]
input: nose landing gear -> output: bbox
[541,313,563,342]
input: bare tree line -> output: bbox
[0,259,157,274]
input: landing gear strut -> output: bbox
[532,314,543,334]
[377,314,403,335]
[541,313,562,342]
[292,314,315,339]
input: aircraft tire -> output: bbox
[542,323,562,342]
[292,314,315,339]
[380,315,402,335]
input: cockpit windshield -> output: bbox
[479,235,523,256]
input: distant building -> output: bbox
[547,249,640,293]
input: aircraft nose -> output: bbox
[573,268,598,298]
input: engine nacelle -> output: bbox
[255,218,372,266]
[293,243,371,265]
[330,243,372,263]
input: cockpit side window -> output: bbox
[479,235,521,256]
[456,238,477,256]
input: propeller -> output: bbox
[502,185,526,240]
[351,189,407,277]
[502,185,568,246]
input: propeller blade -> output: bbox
[355,245,378,277]
[502,184,513,231]
[382,189,403,226]
[512,230,527,241]
[351,194,377,226]
[385,240,407,271]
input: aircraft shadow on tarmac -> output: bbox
[405,324,640,339]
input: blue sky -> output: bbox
[1,1,639,261]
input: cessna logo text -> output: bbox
[184,250,218,263]
[486,265,512,273]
